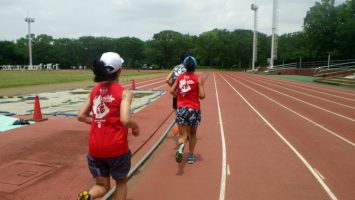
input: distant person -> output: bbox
[166,52,189,110]
[170,56,205,164]
[77,52,140,200]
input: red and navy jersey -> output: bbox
[176,72,200,109]
[89,82,128,158]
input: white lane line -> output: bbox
[226,75,355,147]
[244,73,355,98]
[122,77,165,87]
[154,84,168,90]
[220,74,338,200]
[234,75,355,110]
[214,74,227,200]
[233,74,355,123]
[227,164,231,176]
[137,80,166,89]
[314,168,326,180]
[247,75,355,102]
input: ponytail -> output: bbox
[92,60,118,82]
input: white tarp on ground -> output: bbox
[0,115,35,132]
[0,88,165,116]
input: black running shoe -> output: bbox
[175,143,184,163]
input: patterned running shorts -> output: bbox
[176,107,201,128]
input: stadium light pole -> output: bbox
[251,3,258,71]
[270,0,278,69]
[25,17,35,68]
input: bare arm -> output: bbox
[166,71,173,86]
[120,90,140,136]
[170,80,178,96]
[198,77,206,99]
[77,97,92,124]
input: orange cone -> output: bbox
[132,80,136,90]
[33,95,46,121]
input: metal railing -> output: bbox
[265,62,298,73]
[264,58,355,75]
[314,61,355,78]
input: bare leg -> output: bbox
[189,127,197,154]
[113,177,128,200]
[177,124,189,145]
[89,176,110,199]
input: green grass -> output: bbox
[0,70,167,89]
[269,75,315,83]
[268,74,355,90]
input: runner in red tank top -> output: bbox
[171,56,205,164]
[77,52,140,200]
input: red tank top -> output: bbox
[176,72,200,109]
[89,82,128,158]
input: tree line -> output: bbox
[0,0,354,69]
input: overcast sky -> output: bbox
[0,0,346,41]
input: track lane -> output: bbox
[220,72,355,199]
[128,71,223,200]
[246,73,355,98]
[0,74,177,199]
[239,73,355,104]
[235,73,355,115]
[224,73,355,142]
[214,73,334,200]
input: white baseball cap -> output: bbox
[100,52,124,74]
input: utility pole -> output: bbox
[25,17,35,69]
[251,3,258,71]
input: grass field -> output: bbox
[0,70,168,88]
[270,75,315,83]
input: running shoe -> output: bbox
[187,153,195,164]
[77,191,92,200]
[176,143,184,163]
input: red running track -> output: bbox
[0,72,354,199]
[0,75,173,199]
[128,72,355,200]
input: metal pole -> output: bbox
[25,17,35,69]
[299,57,302,68]
[251,4,258,71]
[270,0,277,69]
[328,53,331,69]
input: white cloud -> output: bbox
[0,0,347,41]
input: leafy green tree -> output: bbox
[196,29,222,67]
[114,37,145,68]
[145,30,193,68]
[303,0,339,56]
[32,34,55,65]
[278,31,311,62]
[335,0,355,57]
[0,41,26,65]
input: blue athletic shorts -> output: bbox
[87,151,131,181]
[176,107,201,128]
